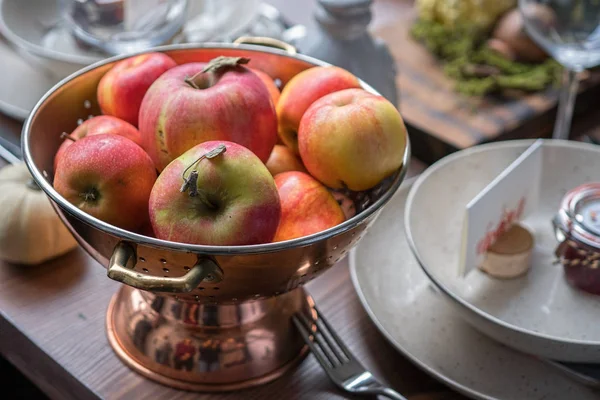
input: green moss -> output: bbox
[410,19,562,96]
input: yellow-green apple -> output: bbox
[273,171,345,242]
[298,88,407,191]
[139,56,278,171]
[277,66,361,154]
[149,141,281,246]
[53,115,143,172]
[97,52,176,127]
[265,144,307,177]
[250,68,280,105]
[54,134,157,232]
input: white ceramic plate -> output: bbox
[350,180,599,400]
[405,140,600,363]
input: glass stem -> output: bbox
[552,68,580,140]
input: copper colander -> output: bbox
[22,43,410,392]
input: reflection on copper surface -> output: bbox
[106,285,314,391]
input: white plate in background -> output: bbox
[350,180,599,400]
[405,140,600,363]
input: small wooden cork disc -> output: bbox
[479,223,534,279]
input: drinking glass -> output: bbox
[519,0,600,140]
[60,0,189,55]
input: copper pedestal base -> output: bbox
[106,286,314,392]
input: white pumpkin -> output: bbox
[0,163,78,265]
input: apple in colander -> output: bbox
[138,56,278,172]
[54,134,157,232]
[148,141,281,246]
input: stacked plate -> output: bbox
[0,0,294,120]
[351,140,600,399]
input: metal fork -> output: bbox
[293,307,407,400]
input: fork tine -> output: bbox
[292,314,334,369]
[314,318,348,363]
[296,312,342,367]
[313,305,352,360]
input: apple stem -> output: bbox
[184,56,250,89]
[184,75,200,89]
[60,132,77,142]
[201,56,250,74]
[180,144,227,197]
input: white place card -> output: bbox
[458,140,543,277]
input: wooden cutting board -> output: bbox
[373,3,600,164]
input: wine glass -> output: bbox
[59,0,189,55]
[519,0,600,140]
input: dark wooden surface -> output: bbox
[372,1,600,164]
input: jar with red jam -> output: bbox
[553,183,600,296]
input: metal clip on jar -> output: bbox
[553,183,600,296]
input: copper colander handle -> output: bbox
[107,242,223,293]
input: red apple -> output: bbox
[54,134,157,231]
[139,56,278,171]
[149,141,281,245]
[97,52,177,126]
[265,144,307,176]
[277,66,361,154]
[54,115,143,172]
[250,68,280,105]
[299,88,407,191]
[273,171,345,242]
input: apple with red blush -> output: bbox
[149,141,281,245]
[250,68,280,105]
[277,66,361,154]
[54,134,157,232]
[97,52,177,126]
[54,115,142,171]
[298,88,407,191]
[139,56,278,171]
[273,171,345,242]
[265,144,307,177]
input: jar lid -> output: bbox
[555,183,600,247]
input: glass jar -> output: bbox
[553,183,600,295]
